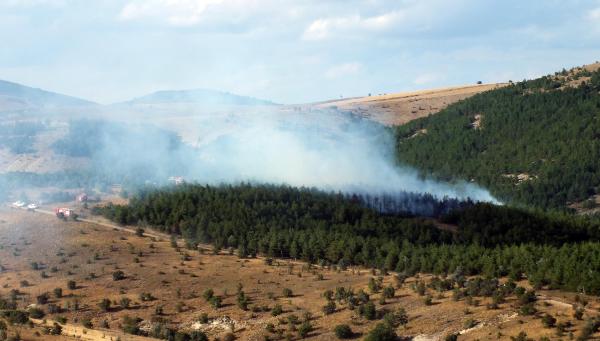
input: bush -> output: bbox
[121,315,142,335]
[209,296,222,309]
[542,314,556,328]
[49,323,62,335]
[364,323,396,341]
[189,331,208,341]
[382,285,395,299]
[36,293,50,305]
[139,292,155,302]
[518,303,536,316]
[271,304,283,316]
[359,302,377,320]
[67,280,76,290]
[82,318,93,328]
[28,307,44,319]
[203,288,214,301]
[322,301,336,315]
[334,324,353,339]
[98,298,111,312]
[53,288,63,298]
[1,310,29,324]
[112,270,125,281]
[282,288,293,298]
[120,297,131,309]
[445,334,458,341]
[298,321,312,338]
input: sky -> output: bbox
[2,0,600,104]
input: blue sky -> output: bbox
[2,0,600,104]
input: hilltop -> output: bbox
[0,80,96,114]
[115,88,277,107]
[313,83,505,126]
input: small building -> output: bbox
[76,193,88,202]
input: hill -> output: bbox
[0,79,96,113]
[313,83,505,126]
[395,62,600,209]
[117,88,277,107]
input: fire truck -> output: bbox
[54,208,77,220]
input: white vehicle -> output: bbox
[11,201,25,208]
[27,203,38,211]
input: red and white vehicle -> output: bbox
[54,207,74,219]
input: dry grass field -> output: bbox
[312,84,506,126]
[0,207,599,341]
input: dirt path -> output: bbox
[24,207,167,241]
[31,318,156,341]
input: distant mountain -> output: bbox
[118,89,277,106]
[0,79,96,112]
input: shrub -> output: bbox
[445,334,458,341]
[203,288,214,301]
[139,292,156,301]
[98,298,111,312]
[359,302,377,320]
[382,285,395,299]
[271,304,283,316]
[49,323,62,335]
[334,324,353,339]
[28,308,44,319]
[120,297,131,309]
[53,288,63,298]
[36,293,49,305]
[518,303,536,316]
[189,331,208,341]
[282,288,293,298]
[2,310,29,324]
[121,315,142,335]
[542,314,556,328]
[67,280,76,290]
[82,318,93,328]
[364,323,396,341]
[112,270,125,281]
[209,296,222,309]
[47,304,60,314]
[298,321,312,338]
[322,301,336,315]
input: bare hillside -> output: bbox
[313,83,506,126]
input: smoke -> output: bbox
[88,106,497,204]
[0,105,498,208]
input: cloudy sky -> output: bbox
[2,0,600,104]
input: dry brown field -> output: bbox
[0,208,599,341]
[312,84,506,126]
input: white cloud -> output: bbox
[587,7,600,20]
[302,11,405,41]
[119,0,224,26]
[325,62,362,79]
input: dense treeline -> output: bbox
[395,68,600,208]
[0,121,46,154]
[98,184,600,295]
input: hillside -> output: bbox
[395,62,600,209]
[313,83,505,126]
[0,80,96,113]
[3,207,600,341]
[117,89,277,107]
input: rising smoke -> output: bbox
[89,106,498,205]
